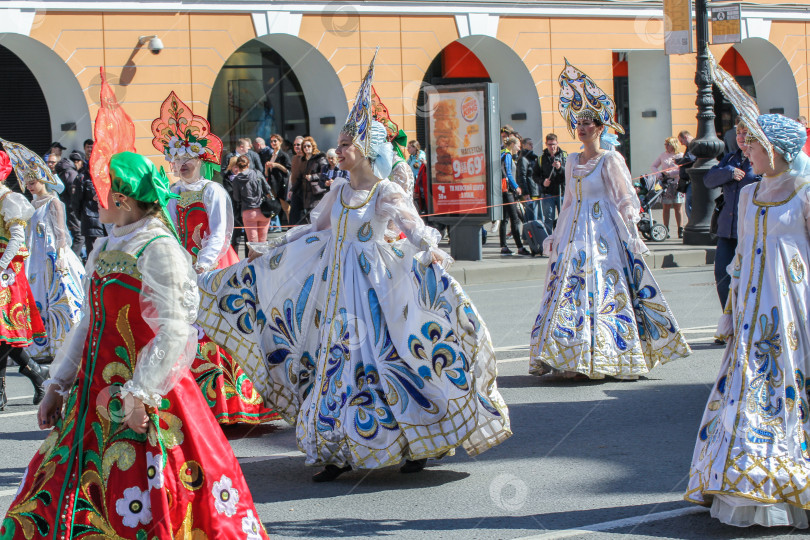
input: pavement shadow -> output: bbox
[242,459,470,505]
[0,430,48,443]
[0,466,27,493]
[452,382,713,495]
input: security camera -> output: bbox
[138,35,164,54]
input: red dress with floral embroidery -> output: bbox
[0,206,45,347]
[0,242,268,540]
[176,187,278,424]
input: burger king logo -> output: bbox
[461,96,479,122]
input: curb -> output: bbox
[448,247,716,286]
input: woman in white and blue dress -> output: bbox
[24,155,84,364]
[685,114,810,527]
[196,53,511,482]
[529,59,690,381]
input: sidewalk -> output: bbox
[445,210,715,285]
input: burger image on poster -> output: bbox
[433,99,459,183]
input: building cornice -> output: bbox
[2,1,810,21]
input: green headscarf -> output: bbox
[109,152,180,239]
[392,129,408,160]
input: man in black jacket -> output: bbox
[222,138,264,182]
[533,133,567,234]
[54,157,84,258]
[516,138,539,221]
[70,151,105,259]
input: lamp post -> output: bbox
[683,0,725,245]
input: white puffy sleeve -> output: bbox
[603,151,647,255]
[542,157,576,254]
[46,198,73,265]
[46,239,107,395]
[389,160,415,196]
[377,180,453,269]
[119,237,200,407]
[195,182,234,272]
[0,192,34,271]
[251,177,346,253]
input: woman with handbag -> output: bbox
[232,156,275,246]
[300,136,329,215]
[500,137,531,256]
[651,137,685,238]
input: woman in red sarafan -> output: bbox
[0,152,269,540]
[152,92,278,425]
[0,145,48,411]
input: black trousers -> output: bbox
[499,191,524,250]
[714,236,737,309]
[0,344,27,378]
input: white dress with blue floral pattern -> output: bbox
[686,173,810,527]
[529,151,690,378]
[197,178,511,469]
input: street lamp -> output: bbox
[683,0,724,245]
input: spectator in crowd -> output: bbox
[83,139,93,168]
[264,133,291,229]
[723,115,740,155]
[406,140,426,178]
[223,138,264,181]
[254,137,273,169]
[319,148,349,191]
[676,130,696,218]
[288,135,307,225]
[704,120,760,321]
[45,142,66,162]
[222,156,244,253]
[301,136,329,214]
[535,133,567,234]
[515,138,537,221]
[500,136,530,256]
[53,155,83,257]
[231,155,274,247]
[415,161,428,213]
[45,153,58,173]
[500,124,516,147]
[653,136,685,238]
[70,150,104,258]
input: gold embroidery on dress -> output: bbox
[96,250,141,279]
[788,254,805,284]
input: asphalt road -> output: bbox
[0,267,805,539]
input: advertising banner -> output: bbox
[426,87,493,217]
[711,4,741,44]
[664,0,693,55]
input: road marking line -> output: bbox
[7,395,34,401]
[0,410,37,418]
[497,356,529,364]
[516,505,707,539]
[0,488,19,498]
[681,325,717,331]
[494,345,530,353]
[237,451,302,464]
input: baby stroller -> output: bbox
[634,174,668,242]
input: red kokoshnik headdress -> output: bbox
[90,68,136,209]
[370,85,408,159]
[151,92,223,176]
[0,151,11,182]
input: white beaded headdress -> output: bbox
[341,48,393,179]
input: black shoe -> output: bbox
[500,247,513,255]
[17,353,48,405]
[714,338,726,345]
[678,227,684,239]
[0,378,6,412]
[400,458,428,474]
[517,248,532,257]
[312,464,351,483]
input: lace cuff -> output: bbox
[715,314,734,341]
[415,244,454,271]
[627,237,649,256]
[43,378,73,398]
[119,380,163,408]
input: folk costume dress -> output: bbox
[684,72,810,526]
[685,169,810,527]
[196,53,511,470]
[529,151,690,378]
[197,177,510,468]
[0,184,45,346]
[26,192,85,362]
[154,91,277,425]
[1,216,268,540]
[168,177,278,425]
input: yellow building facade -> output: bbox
[0,1,807,174]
